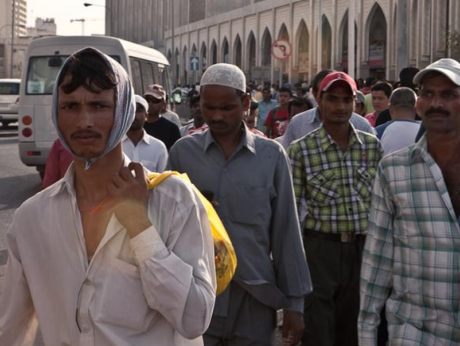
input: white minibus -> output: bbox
[18,35,172,178]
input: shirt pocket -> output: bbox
[307,170,339,206]
[229,185,271,226]
[97,258,157,331]
[354,166,376,202]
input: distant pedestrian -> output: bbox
[122,95,168,172]
[365,81,393,127]
[143,84,181,150]
[264,86,292,138]
[375,87,420,155]
[257,87,278,133]
[41,138,74,189]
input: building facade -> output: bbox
[109,0,459,86]
[0,0,27,78]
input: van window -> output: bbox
[26,55,122,95]
[140,61,155,89]
[0,82,20,95]
[130,58,143,94]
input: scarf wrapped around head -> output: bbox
[51,47,135,170]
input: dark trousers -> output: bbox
[204,282,276,346]
[302,231,365,346]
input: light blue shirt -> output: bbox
[257,99,278,129]
[281,107,375,149]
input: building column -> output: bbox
[396,0,409,74]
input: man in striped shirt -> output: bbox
[288,72,382,346]
[359,58,460,345]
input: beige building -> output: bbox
[109,0,459,86]
[0,0,27,78]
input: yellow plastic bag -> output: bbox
[146,171,237,296]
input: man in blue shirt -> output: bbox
[257,87,278,133]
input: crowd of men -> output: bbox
[1,44,460,346]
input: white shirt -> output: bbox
[0,162,216,346]
[161,110,182,128]
[379,119,421,156]
[122,130,168,172]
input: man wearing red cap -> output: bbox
[288,72,383,346]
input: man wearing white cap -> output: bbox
[0,47,216,345]
[168,63,312,346]
[359,58,460,345]
[122,95,168,172]
[288,72,383,346]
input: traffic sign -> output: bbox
[271,39,292,61]
[190,56,199,71]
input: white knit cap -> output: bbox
[135,95,149,112]
[201,63,246,93]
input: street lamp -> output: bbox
[0,23,25,36]
[83,3,112,36]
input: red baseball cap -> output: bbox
[319,72,357,98]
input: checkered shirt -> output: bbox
[288,124,382,234]
[359,135,460,346]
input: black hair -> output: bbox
[371,81,393,98]
[250,101,259,111]
[57,48,117,94]
[288,97,313,114]
[189,94,201,107]
[312,69,334,95]
[262,87,271,93]
[279,86,293,96]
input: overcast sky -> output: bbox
[27,0,105,36]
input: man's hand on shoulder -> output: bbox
[282,310,304,345]
[107,162,152,238]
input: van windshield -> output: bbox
[26,55,121,95]
[0,83,20,95]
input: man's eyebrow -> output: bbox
[87,100,113,105]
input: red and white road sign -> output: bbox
[271,39,292,61]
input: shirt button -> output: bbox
[84,279,91,286]
[82,326,91,334]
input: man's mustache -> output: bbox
[70,130,102,139]
[426,108,450,116]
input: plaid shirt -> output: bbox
[288,124,382,234]
[359,136,460,346]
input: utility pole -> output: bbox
[10,0,16,78]
[348,0,355,78]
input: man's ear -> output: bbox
[242,93,251,112]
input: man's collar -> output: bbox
[410,134,428,163]
[311,107,321,124]
[317,121,363,151]
[204,123,256,155]
[123,130,150,145]
[47,155,132,198]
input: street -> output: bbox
[0,125,42,296]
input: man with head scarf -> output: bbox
[167,63,312,346]
[0,47,216,346]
